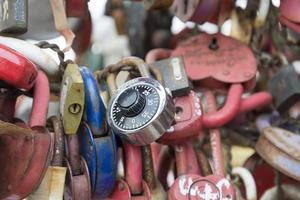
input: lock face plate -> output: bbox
[171,33,256,88]
[60,64,84,135]
[107,77,175,145]
[149,56,190,97]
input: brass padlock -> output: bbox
[60,64,85,135]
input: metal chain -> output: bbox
[35,41,74,74]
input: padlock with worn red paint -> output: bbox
[108,142,152,199]
[0,44,38,90]
[166,141,236,200]
[0,70,52,199]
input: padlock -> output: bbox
[256,126,300,181]
[268,62,300,114]
[0,70,52,199]
[0,120,51,199]
[64,134,91,200]
[147,54,191,97]
[66,0,89,18]
[60,63,85,135]
[0,0,27,34]
[168,141,236,200]
[158,90,202,144]
[0,44,37,90]
[171,33,257,90]
[107,57,175,145]
[79,66,117,198]
[0,36,60,82]
[28,116,67,200]
[108,142,151,199]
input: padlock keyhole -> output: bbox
[175,106,183,115]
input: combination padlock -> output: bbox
[107,57,175,145]
[79,67,117,198]
[0,0,28,34]
[0,70,52,199]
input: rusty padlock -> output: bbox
[171,33,257,90]
[28,116,67,200]
[64,133,91,200]
[146,46,272,130]
[255,115,300,181]
[0,44,37,90]
[0,70,52,199]
[168,141,236,200]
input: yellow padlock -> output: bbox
[60,64,84,135]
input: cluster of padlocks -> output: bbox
[1,0,300,199]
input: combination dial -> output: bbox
[107,77,175,145]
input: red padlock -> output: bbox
[108,142,151,199]
[167,141,236,200]
[158,91,202,144]
[0,44,38,90]
[0,70,52,199]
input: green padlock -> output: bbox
[60,63,84,135]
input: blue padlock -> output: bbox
[79,67,117,198]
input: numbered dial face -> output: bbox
[111,84,160,131]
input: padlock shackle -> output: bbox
[185,142,201,175]
[29,70,49,128]
[145,48,172,64]
[204,89,225,177]
[238,91,272,114]
[202,83,244,129]
[175,144,187,176]
[232,167,257,200]
[0,36,60,81]
[116,57,151,78]
[124,142,143,195]
[156,145,172,190]
[49,116,64,166]
[66,134,83,176]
